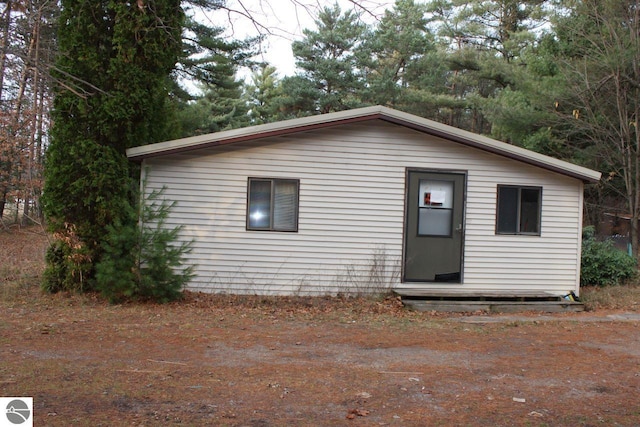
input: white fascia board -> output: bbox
[378,107,602,183]
[126,106,383,160]
[126,105,602,183]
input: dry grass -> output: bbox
[580,282,640,311]
[0,226,49,301]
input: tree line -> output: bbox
[0,0,637,298]
[166,0,640,258]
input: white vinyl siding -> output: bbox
[142,120,584,296]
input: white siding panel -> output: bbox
[143,120,584,295]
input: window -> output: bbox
[247,178,299,231]
[496,185,541,235]
[418,179,455,236]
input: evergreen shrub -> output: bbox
[581,226,636,286]
[96,185,194,303]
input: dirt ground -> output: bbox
[2,227,640,426]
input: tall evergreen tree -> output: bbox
[176,79,249,135]
[360,0,435,110]
[244,65,283,125]
[425,0,548,132]
[42,0,184,292]
[479,33,565,153]
[291,3,368,114]
[271,75,319,119]
[173,16,258,136]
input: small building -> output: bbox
[127,106,601,306]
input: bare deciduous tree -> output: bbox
[556,0,640,256]
[0,0,55,225]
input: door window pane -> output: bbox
[418,179,454,236]
[419,180,454,208]
[418,208,452,236]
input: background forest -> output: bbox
[1,0,638,297]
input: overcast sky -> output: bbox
[196,0,396,78]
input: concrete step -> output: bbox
[402,298,584,313]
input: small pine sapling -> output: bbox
[96,185,194,303]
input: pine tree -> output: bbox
[176,77,249,135]
[173,16,257,136]
[244,65,283,125]
[424,0,548,132]
[291,3,368,114]
[360,0,436,112]
[95,185,194,303]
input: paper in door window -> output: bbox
[419,180,453,208]
[424,191,445,206]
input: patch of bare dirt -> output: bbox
[1,228,640,426]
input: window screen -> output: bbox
[496,185,541,235]
[247,178,299,231]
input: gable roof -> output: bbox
[126,105,601,183]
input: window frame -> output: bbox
[495,185,542,236]
[246,177,300,232]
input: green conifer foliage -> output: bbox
[42,0,184,292]
[96,186,194,303]
[291,4,368,114]
[244,65,283,125]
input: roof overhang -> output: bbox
[126,105,602,183]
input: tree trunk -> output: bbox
[0,187,6,219]
[33,73,46,221]
[0,1,13,219]
[22,8,42,225]
[0,0,13,102]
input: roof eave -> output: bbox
[126,106,602,184]
[377,114,602,184]
[126,108,385,161]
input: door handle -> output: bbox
[455,223,463,233]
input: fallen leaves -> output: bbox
[346,408,370,419]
